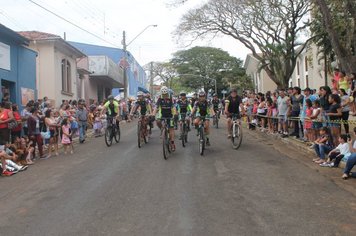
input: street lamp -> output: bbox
[122,24,158,99]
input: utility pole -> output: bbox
[122,31,128,99]
[150,61,154,95]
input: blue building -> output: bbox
[0,24,37,108]
[69,42,148,99]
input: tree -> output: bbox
[171,46,250,95]
[175,0,313,89]
[312,0,356,72]
[150,62,177,88]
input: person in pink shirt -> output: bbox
[332,68,340,90]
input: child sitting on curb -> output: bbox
[320,134,351,167]
[313,127,333,164]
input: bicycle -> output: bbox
[212,110,219,129]
[105,116,120,147]
[231,114,243,150]
[137,115,148,148]
[161,118,172,160]
[197,116,206,156]
[180,113,189,147]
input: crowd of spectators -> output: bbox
[0,96,131,177]
[243,69,356,180]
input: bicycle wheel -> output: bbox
[232,123,243,150]
[143,123,148,144]
[114,124,120,143]
[105,126,113,147]
[162,128,169,160]
[215,116,219,129]
[199,126,205,156]
[182,123,186,147]
[184,123,188,143]
[137,122,142,148]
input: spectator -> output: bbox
[1,92,10,103]
[313,127,334,164]
[76,101,88,144]
[349,72,356,115]
[28,108,45,159]
[319,86,331,124]
[304,99,314,141]
[0,102,14,144]
[311,100,322,137]
[337,71,349,92]
[326,94,342,146]
[61,118,73,155]
[339,88,350,134]
[11,104,22,142]
[44,109,60,157]
[343,128,356,179]
[277,90,290,137]
[332,68,340,90]
[320,134,350,168]
[21,102,32,136]
[257,96,267,131]
[301,88,318,139]
[290,87,304,138]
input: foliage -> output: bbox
[175,0,313,89]
[311,0,356,72]
[171,46,250,95]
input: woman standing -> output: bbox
[337,71,349,92]
[28,108,45,159]
[326,94,342,146]
[11,104,22,142]
[340,89,350,134]
[45,109,60,157]
[0,102,14,144]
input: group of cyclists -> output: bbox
[101,86,244,152]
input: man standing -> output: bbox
[290,87,304,138]
[76,101,88,144]
[277,90,290,137]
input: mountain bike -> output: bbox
[197,116,206,156]
[212,111,219,129]
[137,115,148,148]
[231,114,243,149]
[161,118,172,160]
[105,116,120,147]
[180,113,189,147]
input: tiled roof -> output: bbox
[17,31,61,41]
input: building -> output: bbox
[0,24,37,109]
[289,43,329,89]
[69,42,148,100]
[244,54,277,93]
[18,31,86,107]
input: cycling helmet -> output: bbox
[198,91,206,97]
[161,86,169,95]
[213,93,217,97]
[180,91,186,96]
[137,91,144,97]
[108,95,114,100]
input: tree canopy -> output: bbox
[175,0,313,89]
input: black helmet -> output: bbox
[108,95,114,100]
[198,91,206,97]
[180,91,186,96]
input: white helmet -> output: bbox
[137,91,144,96]
[160,86,168,95]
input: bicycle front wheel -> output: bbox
[163,128,169,160]
[182,123,186,147]
[137,122,142,148]
[114,124,120,143]
[232,123,243,150]
[199,127,205,156]
[105,126,113,147]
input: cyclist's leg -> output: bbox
[227,117,232,137]
[156,119,162,130]
[205,119,211,145]
[194,117,201,129]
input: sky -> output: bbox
[1,0,251,67]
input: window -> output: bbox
[297,78,300,87]
[61,59,72,93]
[305,75,309,87]
[305,56,308,72]
[297,61,300,75]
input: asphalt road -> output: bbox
[1,120,356,236]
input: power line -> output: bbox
[28,0,122,48]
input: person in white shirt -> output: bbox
[320,134,351,167]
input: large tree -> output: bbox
[312,0,356,72]
[175,0,313,89]
[171,46,250,94]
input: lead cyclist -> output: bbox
[224,88,245,139]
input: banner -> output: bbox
[21,87,35,106]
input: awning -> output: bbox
[138,87,149,93]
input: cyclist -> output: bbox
[211,93,221,119]
[153,86,177,151]
[144,93,155,130]
[177,91,192,139]
[224,88,245,138]
[101,95,120,128]
[129,91,152,117]
[192,91,214,146]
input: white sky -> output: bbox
[1,0,251,66]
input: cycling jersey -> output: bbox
[212,99,220,110]
[177,100,192,114]
[104,101,119,116]
[134,99,151,116]
[194,100,210,117]
[225,96,242,114]
[156,96,175,118]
